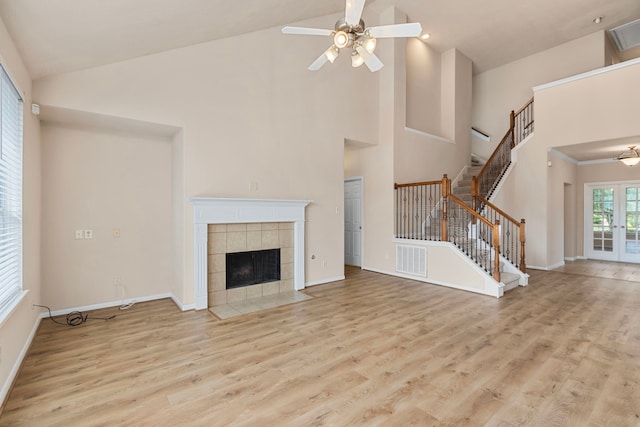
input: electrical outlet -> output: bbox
[75,229,84,240]
[84,229,93,239]
[113,228,121,238]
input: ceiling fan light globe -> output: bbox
[325,46,339,63]
[364,37,377,53]
[334,30,350,49]
[620,156,640,166]
[617,146,640,166]
[351,51,364,67]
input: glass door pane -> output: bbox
[621,186,640,262]
[592,188,614,254]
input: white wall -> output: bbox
[495,59,640,269]
[406,38,441,135]
[0,16,42,404]
[547,154,577,267]
[33,13,379,307]
[41,124,174,310]
[345,8,473,275]
[472,31,608,160]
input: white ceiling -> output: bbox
[552,136,640,163]
[0,0,639,79]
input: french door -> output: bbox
[586,182,640,263]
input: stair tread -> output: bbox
[501,272,520,283]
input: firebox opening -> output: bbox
[226,249,281,289]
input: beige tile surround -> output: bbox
[207,222,294,307]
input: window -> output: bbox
[0,64,23,321]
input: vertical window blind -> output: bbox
[0,64,23,317]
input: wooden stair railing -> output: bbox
[472,97,534,201]
[474,195,526,274]
[394,178,445,241]
[395,175,504,282]
[447,192,502,282]
[514,97,534,145]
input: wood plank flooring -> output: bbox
[1,266,639,426]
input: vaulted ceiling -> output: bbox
[0,0,639,79]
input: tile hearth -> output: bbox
[209,291,312,319]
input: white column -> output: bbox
[194,223,208,310]
[294,220,305,290]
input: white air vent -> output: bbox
[396,245,427,277]
[609,18,640,51]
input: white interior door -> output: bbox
[586,182,640,263]
[344,178,362,267]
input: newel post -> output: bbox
[519,219,526,273]
[509,110,516,149]
[493,219,501,283]
[471,176,477,212]
[471,176,478,225]
[441,174,449,241]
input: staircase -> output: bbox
[452,165,482,206]
[451,166,521,291]
[394,98,534,295]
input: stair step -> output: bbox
[501,272,520,291]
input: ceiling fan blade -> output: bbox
[367,22,423,38]
[356,46,383,72]
[308,52,330,71]
[345,0,366,26]
[282,26,333,36]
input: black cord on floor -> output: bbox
[33,304,116,326]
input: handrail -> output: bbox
[475,129,511,189]
[476,195,526,273]
[394,180,442,189]
[476,195,519,225]
[394,174,523,282]
[473,129,513,201]
[394,178,444,241]
[471,127,490,139]
[473,97,534,203]
[448,193,501,282]
[514,97,533,116]
[449,194,493,228]
[513,97,534,146]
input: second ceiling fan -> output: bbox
[282,0,422,72]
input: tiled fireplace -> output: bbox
[190,198,311,310]
[207,222,294,307]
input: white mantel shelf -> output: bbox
[189,197,311,310]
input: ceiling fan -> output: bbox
[282,0,422,72]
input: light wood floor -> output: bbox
[553,258,640,283]
[2,266,639,426]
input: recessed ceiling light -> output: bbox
[420,33,431,41]
[593,16,604,24]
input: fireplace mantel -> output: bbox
[190,198,311,310]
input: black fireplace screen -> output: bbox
[226,249,281,289]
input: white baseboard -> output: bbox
[526,261,565,271]
[170,293,194,311]
[39,293,174,318]
[362,266,501,298]
[305,276,345,287]
[1,315,41,406]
